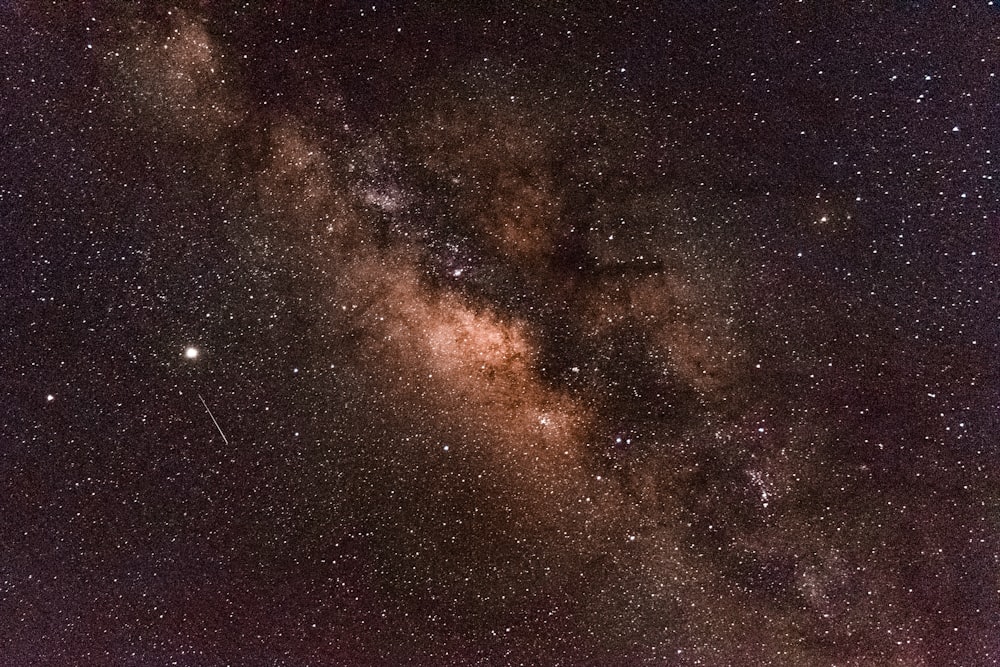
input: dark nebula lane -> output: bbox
[3,2,999,665]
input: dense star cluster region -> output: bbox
[3,2,999,665]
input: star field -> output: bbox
[3,2,999,665]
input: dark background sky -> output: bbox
[3,2,999,665]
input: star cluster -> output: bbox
[3,2,999,665]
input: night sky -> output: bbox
[3,2,1000,665]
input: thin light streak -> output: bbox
[198,393,229,445]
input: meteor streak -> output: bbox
[198,393,229,445]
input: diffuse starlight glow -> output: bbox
[5,3,997,665]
